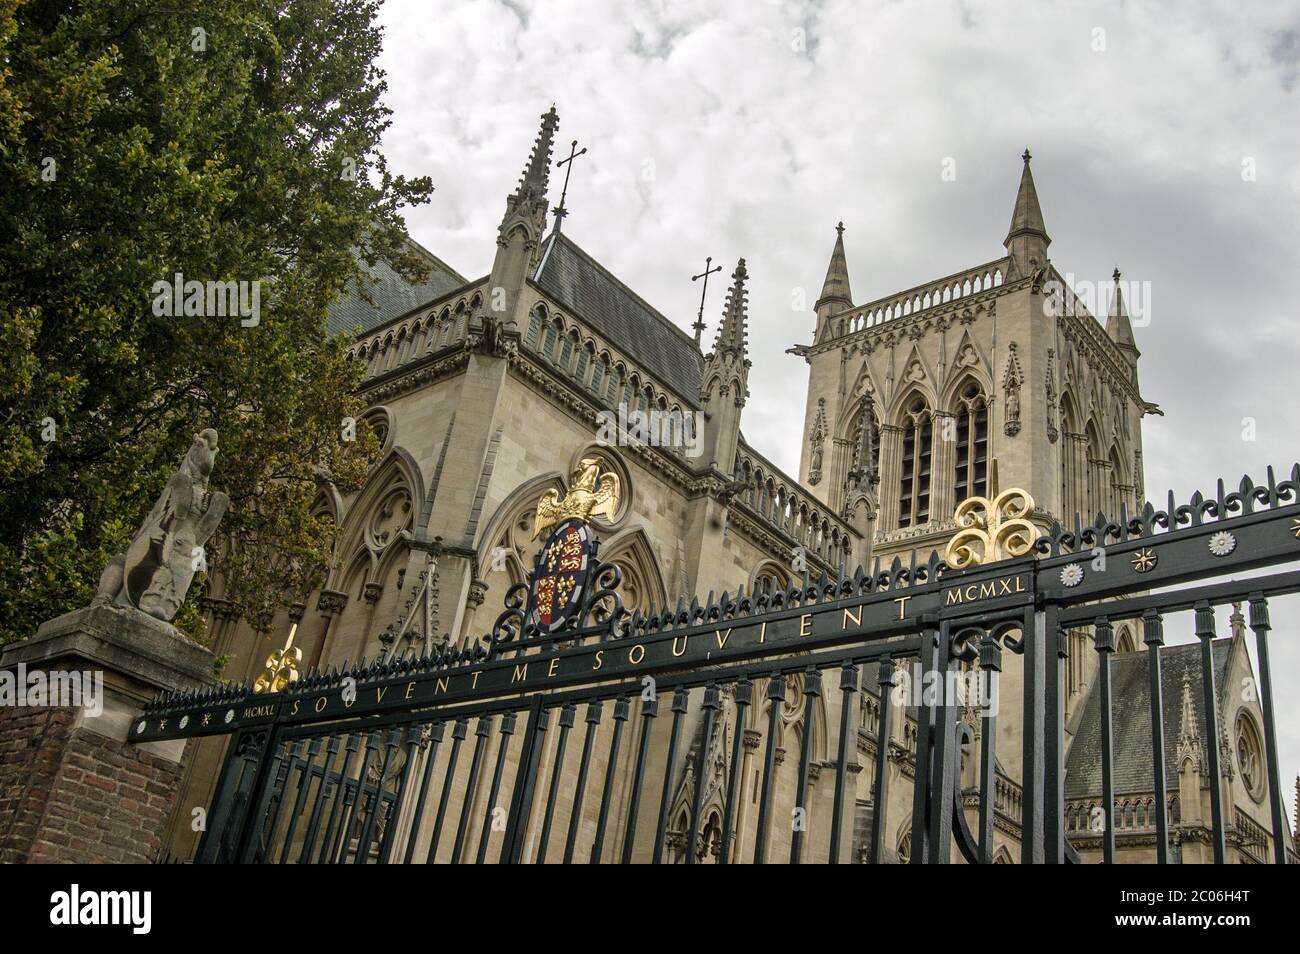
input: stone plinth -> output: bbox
[0,604,214,863]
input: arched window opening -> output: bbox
[525,310,544,350]
[898,396,933,528]
[953,381,989,504]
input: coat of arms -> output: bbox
[525,458,621,633]
[528,519,592,633]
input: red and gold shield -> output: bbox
[527,519,592,633]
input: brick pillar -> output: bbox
[0,604,214,863]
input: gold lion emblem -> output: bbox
[532,458,621,539]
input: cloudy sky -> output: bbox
[372,0,1300,833]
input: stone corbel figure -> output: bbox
[94,428,230,622]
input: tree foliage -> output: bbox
[0,0,431,642]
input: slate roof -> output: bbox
[1065,638,1233,799]
[327,239,466,336]
[534,232,704,406]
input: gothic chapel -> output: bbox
[165,110,1293,864]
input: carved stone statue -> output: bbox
[1003,342,1024,437]
[94,428,230,622]
[808,398,826,485]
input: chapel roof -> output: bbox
[533,231,704,406]
[1065,638,1234,799]
[327,239,466,336]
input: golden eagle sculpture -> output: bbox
[532,458,621,539]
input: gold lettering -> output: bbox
[843,606,862,629]
[965,584,978,601]
[759,621,767,644]
[436,677,450,695]
[405,682,416,700]
[628,644,646,665]
[672,634,689,657]
[593,650,604,671]
[1016,576,1025,592]
[894,595,912,620]
[800,614,813,637]
[512,663,529,683]
[471,671,481,689]
[548,657,560,677]
[291,700,300,715]
[715,628,732,650]
[946,589,963,605]
[979,582,996,599]
[999,578,1012,594]
[314,696,327,713]
[375,686,389,703]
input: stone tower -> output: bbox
[794,152,1155,564]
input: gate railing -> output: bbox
[132,464,1300,864]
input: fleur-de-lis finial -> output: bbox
[942,460,1041,569]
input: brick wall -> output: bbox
[0,705,186,863]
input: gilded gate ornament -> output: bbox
[942,463,1041,569]
[254,622,301,694]
[532,457,621,539]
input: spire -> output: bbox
[699,258,751,474]
[1003,149,1050,276]
[816,222,853,312]
[710,258,750,360]
[1178,673,1199,742]
[1294,776,1299,839]
[1229,601,1246,640]
[1105,266,1140,360]
[499,106,558,244]
[1175,671,1206,777]
[517,106,558,202]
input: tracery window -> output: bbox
[952,382,988,504]
[1236,713,1265,803]
[898,396,933,528]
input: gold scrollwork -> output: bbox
[943,487,1041,569]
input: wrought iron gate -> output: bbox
[134,465,1300,863]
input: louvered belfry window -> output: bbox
[953,381,989,503]
[898,396,933,528]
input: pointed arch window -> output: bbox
[606,365,624,406]
[898,396,933,528]
[541,321,558,358]
[557,330,574,369]
[953,382,989,504]
[525,310,544,350]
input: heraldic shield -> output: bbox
[527,518,593,633]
